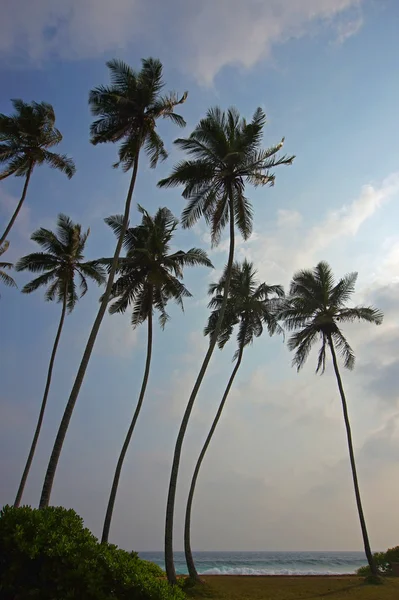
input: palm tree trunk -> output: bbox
[0,163,33,247]
[328,335,378,577]
[164,193,236,584]
[101,296,153,543]
[39,154,140,509]
[14,290,68,507]
[185,343,244,580]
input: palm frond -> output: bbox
[288,325,319,372]
[234,192,253,241]
[168,248,213,269]
[281,260,382,374]
[331,328,355,370]
[89,57,186,171]
[0,269,17,288]
[337,305,383,325]
[15,252,60,273]
[206,258,284,357]
[78,261,107,286]
[41,151,76,178]
[29,228,65,256]
[21,269,58,294]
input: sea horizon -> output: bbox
[138,550,368,576]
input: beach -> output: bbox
[191,575,399,599]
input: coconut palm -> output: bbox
[39,58,187,509]
[0,241,17,294]
[185,259,284,580]
[14,214,106,507]
[0,100,75,246]
[100,205,212,544]
[158,106,294,582]
[279,261,383,577]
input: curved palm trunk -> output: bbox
[0,163,33,247]
[328,335,377,577]
[39,154,140,509]
[101,299,153,543]
[165,194,236,584]
[185,343,244,580]
[14,290,67,507]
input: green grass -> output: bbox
[185,575,399,600]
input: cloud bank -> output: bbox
[1,0,364,83]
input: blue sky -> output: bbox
[1,0,399,554]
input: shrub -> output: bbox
[356,546,399,576]
[140,560,166,577]
[0,505,184,600]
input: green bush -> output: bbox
[356,546,399,576]
[140,560,166,577]
[0,505,184,600]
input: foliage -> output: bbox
[158,106,294,245]
[279,261,383,373]
[0,241,17,293]
[0,505,184,600]
[205,258,284,357]
[140,560,166,577]
[89,58,187,171]
[103,205,212,327]
[15,213,106,312]
[0,99,75,179]
[357,547,399,576]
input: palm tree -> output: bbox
[14,214,106,507]
[0,241,17,294]
[39,58,187,509]
[185,259,284,580]
[100,205,212,544]
[279,261,383,577]
[0,100,76,246]
[158,106,294,582]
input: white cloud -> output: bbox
[239,172,399,287]
[1,0,365,83]
[334,12,364,45]
[181,0,365,84]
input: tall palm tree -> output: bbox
[279,261,383,577]
[39,58,187,509]
[14,214,106,507]
[100,205,212,544]
[0,100,76,246]
[158,106,294,582]
[0,241,17,294]
[185,259,284,580]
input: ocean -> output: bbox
[139,551,367,576]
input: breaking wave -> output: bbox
[199,567,355,576]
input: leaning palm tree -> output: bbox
[14,214,106,507]
[100,205,212,544]
[158,106,294,582]
[0,100,76,246]
[185,259,284,580]
[0,241,17,295]
[279,261,383,577]
[39,58,187,509]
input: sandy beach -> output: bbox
[190,575,399,599]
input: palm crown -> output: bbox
[104,205,213,327]
[205,259,285,357]
[15,214,106,311]
[0,100,76,180]
[89,58,188,170]
[279,261,383,373]
[0,241,17,292]
[158,106,294,244]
